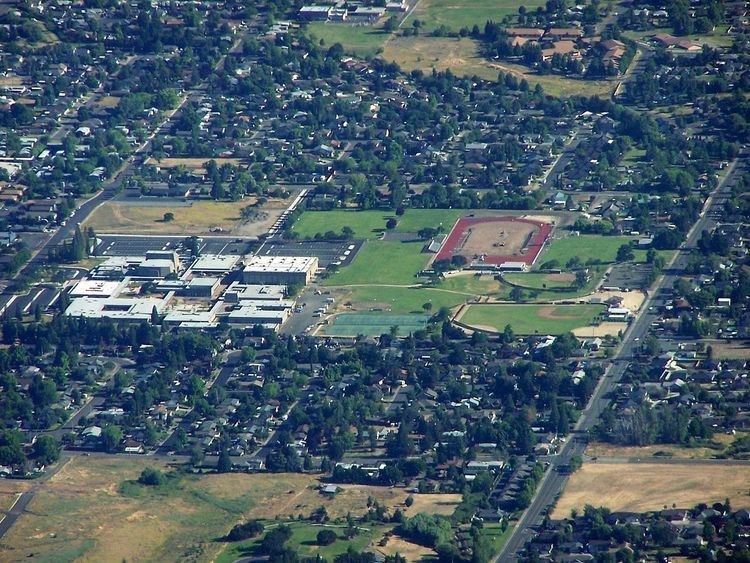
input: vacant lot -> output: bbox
[586,433,749,460]
[85,200,283,236]
[458,303,605,334]
[701,339,750,360]
[540,235,635,267]
[0,456,456,563]
[381,36,614,97]
[553,462,750,518]
[145,157,247,173]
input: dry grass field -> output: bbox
[85,200,243,235]
[0,456,460,563]
[84,199,287,237]
[586,433,748,460]
[553,462,750,518]
[381,36,614,98]
[701,339,750,360]
[145,157,247,174]
[375,536,436,560]
[96,96,120,108]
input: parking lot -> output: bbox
[605,263,653,291]
[257,239,363,268]
[95,235,256,257]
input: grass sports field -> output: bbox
[323,313,431,336]
[340,286,469,314]
[323,241,429,286]
[458,303,605,334]
[307,22,388,57]
[292,209,463,239]
[504,272,577,290]
[405,0,547,32]
[553,462,750,518]
[540,235,635,266]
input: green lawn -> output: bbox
[482,522,515,556]
[216,522,389,563]
[409,0,547,31]
[323,241,429,286]
[435,273,510,298]
[623,26,734,50]
[460,303,606,334]
[307,22,390,57]
[292,209,463,239]
[343,285,470,314]
[504,272,575,290]
[539,235,635,267]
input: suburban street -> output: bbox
[496,152,747,561]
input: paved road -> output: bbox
[541,129,587,190]
[496,151,747,561]
[0,457,70,541]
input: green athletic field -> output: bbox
[292,209,463,240]
[539,235,635,266]
[323,241,429,286]
[459,303,606,335]
[323,313,431,336]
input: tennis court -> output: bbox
[323,313,431,337]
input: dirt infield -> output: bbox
[436,216,552,266]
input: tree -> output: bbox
[138,467,165,486]
[33,435,61,465]
[189,445,205,467]
[386,218,398,230]
[163,212,174,222]
[317,529,337,546]
[217,448,232,473]
[616,243,635,262]
[101,425,123,452]
[259,524,293,555]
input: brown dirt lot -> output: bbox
[374,536,436,560]
[553,462,750,518]
[457,221,537,260]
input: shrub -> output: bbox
[138,467,164,486]
[226,520,264,542]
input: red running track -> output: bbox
[435,216,552,265]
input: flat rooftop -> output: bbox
[244,255,317,273]
[69,278,123,298]
[191,254,240,272]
